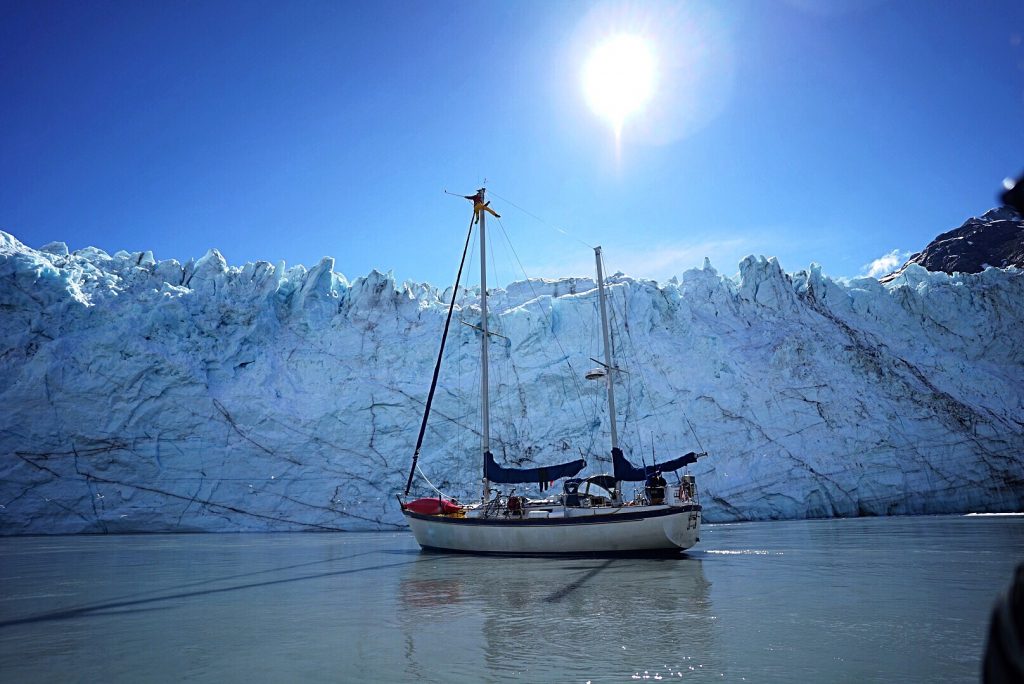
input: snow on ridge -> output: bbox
[1,230,1023,534]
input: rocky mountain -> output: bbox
[882,207,1024,282]
[1,229,1022,535]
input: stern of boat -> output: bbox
[663,505,701,550]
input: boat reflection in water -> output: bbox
[397,552,717,680]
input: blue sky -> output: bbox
[2,0,1022,288]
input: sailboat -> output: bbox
[399,188,705,555]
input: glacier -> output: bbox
[1,229,1022,534]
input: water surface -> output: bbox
[1,515,1021,682]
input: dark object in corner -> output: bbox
[1002,172,1024,214]
[983,562,1024,683]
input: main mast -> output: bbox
[404,188,500,500]
[478,189,492,502]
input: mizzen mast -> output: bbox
[594,245,619,452]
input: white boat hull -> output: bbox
[404,504,701,555]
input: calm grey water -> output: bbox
[1,515,1022,683]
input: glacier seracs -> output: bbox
[1,231,1022,534]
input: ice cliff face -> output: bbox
[1,229,1022,534]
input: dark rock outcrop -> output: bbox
[882,207,1024,282]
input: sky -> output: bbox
[1,0,1023,289]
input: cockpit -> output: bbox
[563,474,618,507]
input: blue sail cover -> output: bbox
[484,452,586,486]
[612,447,700,482]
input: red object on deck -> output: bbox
[404,497,461,515]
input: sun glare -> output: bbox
[583,34,657,139]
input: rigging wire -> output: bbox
[580,297,601,459]
[603,251,667,458]
[415,464,451,499]
[486,216,515,447]
[492,231,535,452]
[458,229,479,475]
[684,414,707,455]
[607,284,647,467]
[483,189,616,461]
[494,215,593,428]
[631,282,708,456]
[457,220,530,463]
[404,207,476,496]
[488,189,596,251]
[595,251,643,466]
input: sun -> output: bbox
[583,34,657,139]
